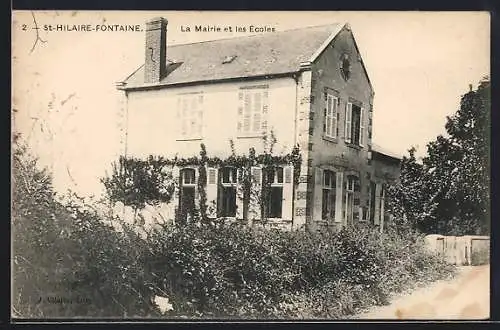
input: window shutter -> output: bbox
[332,96,338,138]
[243,93,251,134]
[193,167,200,209]
[323,105,327,134]
[326,95,332,136]
[334,172,344,223]
[206,167,218,218]
[345,102,352,143]
[253,92,262,133]
[236,168,244,219]
[262,90,269,133]
[353,178,361,222]
[374,183,381,225]
[249,166,262,221]
[176,98,181,137]
[359,107,365,147]
[313,167,323,221]
[181,98,189,138]
[282,165,294,220]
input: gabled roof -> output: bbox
[120,23,345,90]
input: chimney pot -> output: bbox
[144,17,167,84]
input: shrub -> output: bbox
[137,222,456,319]
[12,140,456,318]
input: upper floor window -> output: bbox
[237,88,269,136]
[345,102,365,147]
[177,93,204,140]
[323,94,339,139]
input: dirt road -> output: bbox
[355,265,490,320]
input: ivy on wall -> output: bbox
[102,143,302,225]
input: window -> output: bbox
[322,170,336,220]
[344,176,356,224]
[345,102,365,146]
[179,168,196,224]
[237,88,269,136]
[264,167,284,219]
[177,94,203,139]
[219,167,238,217]
[324,94,339,139]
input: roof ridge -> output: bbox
[167,22,344,47]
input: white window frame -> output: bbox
[265,166,284,220]
[177,93,204,140]
[322,169,336,220]
[237,88,269,136]
[344,176,355,224]
[179,167,197,223]
[324,94,339,139]
[345,101,365,147]
[181,168,196,187]
[221,166,238,186]
[219,166,238,218]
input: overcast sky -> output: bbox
[12,11,490,197]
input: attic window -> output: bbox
[222,55,237,64]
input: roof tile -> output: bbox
[123,23,343,89]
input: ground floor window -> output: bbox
[220,186,237,217]
[322,170,336,220]
[219,166,238,217]
[268,187,283,218]
[344,175,356,224]
[264,167,284,219]
[179,168,196,223]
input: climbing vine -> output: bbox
[102,142,302,225]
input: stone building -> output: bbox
[116,17,401,231]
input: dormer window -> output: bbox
[222,55,237,64]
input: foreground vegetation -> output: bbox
[12,137,456,318]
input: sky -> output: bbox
[12,11,490,198]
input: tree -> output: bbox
[101,155,176,221]
[11,134,77,317]
[388,77,490,235]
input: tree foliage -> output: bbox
[101,155,176,212]
[388,77,490,235]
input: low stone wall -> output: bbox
[424,235,490,266]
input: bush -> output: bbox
[12,139,456,318]
[137,222,456,319]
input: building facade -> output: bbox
[117,17,401,232]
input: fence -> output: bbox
[424,234,490,266]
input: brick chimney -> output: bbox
[144,17,167,84]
